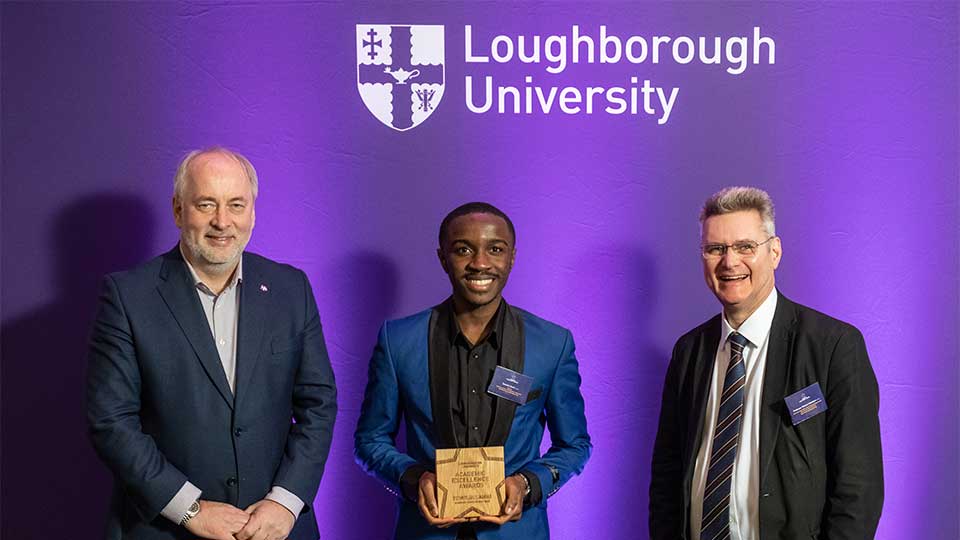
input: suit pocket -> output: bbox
[514,387,545,418]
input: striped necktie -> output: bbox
[700,332,750,540]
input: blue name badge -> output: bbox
[487,366,534,405]
[784,382,828,426]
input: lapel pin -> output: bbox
[260,284,268,292]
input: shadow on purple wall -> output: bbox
[1,193,155,539]
[563,245,668,536]
[318,250,403,538]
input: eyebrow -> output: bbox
[451,237,509,245]
[193,195,249,202]
[702,240,761,249]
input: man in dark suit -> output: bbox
[354,202,591,540]
[86,148,337,540]
[649,186,883,540]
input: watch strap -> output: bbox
[180,499,201,526]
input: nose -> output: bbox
[719,248,742,268]
[467,251,491,271]
[211,205,230,229]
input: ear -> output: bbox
[509,247,516,270]
[437,247,449,273]
[173,196,183,228]
[770,236,782,270]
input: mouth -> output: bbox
[718,274,748,282]
[464,275,497,292]
[206,235,235,246]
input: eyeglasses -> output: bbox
[701,236,776,259]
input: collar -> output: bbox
[721,287,778,349]
[179,243,243,295]
[447,297,506,349]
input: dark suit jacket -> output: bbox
[86,247,337,540]
[649,292,883,540]
[354,301,592,540]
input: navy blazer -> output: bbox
[354,302,591,540]
[649,292,883,540]
[86,248,337,540]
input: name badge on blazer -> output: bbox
[487,366,534,405]
[784,382,828,425]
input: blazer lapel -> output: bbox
[156,247,234,409]
[428,304,457,449]
[685,316,721,475]
[759,292,798,487]
[234,253,267,406]
[485,301,524,446]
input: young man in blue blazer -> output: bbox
[355,202,591,540]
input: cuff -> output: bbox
[400,464,430,502]
[518,469,543,507]
[159,482,202,524]
[266,486,305,517]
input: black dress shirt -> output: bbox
[399,299,542,520]
[448,298,504,448]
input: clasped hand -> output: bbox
[184,499,295,540]
[416,472,524,528]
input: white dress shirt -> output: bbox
[690,288,778,540]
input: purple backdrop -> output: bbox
[2,2,957,539]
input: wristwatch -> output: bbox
[514,473,532,498]
[180,499,201,526]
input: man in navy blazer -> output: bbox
[86,148,337,540]
[649,187,883,540]
[354,202,591,540]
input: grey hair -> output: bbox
[173,146,259,202]
[700,186,776,237]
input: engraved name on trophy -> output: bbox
[435,446,506,520]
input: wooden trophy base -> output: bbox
[435,446,505,520]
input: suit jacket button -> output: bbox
[234,428,243,437]
[227,477,237,487]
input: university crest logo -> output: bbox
[356,24,445,131]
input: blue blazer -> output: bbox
[354,302,591,540]
[86,247,337,540]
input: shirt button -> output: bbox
[472,426,479,431]
[471,388,477,394]
[226,477,237,487]
[473,354,479,359]
[219,339,226,346]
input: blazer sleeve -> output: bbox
[86,275,189,522]
[519,329,592,502]
[354,321,419,496]
[649,339,685,540]
[821,326,883,539]
[271,270,338,507]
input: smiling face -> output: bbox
[438,212,515,311]
[701,210,781,326]
[173,152,255,280]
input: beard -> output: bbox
[181,233,247,272]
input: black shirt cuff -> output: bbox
[400,464,430,502]
[518,469,542,507]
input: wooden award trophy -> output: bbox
[435,446,506,519]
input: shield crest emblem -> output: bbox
[356,25,445,131]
